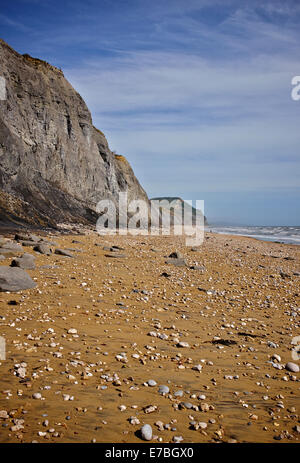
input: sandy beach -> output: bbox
[0,230,299,443]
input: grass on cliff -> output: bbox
[114,154,127,162]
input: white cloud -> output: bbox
[65,51,297,117]
[60,1,300,200]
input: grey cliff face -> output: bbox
[0,39,148,227]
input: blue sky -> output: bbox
[1,0,300,225]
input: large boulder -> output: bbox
[0,266,36,291]
[165,258,187,267]
[1,242,23,252]
[0,249,18,258]
[14,233,39,241]
[11,253,36,270]
[34,243,52,255]
[55,248,74,257]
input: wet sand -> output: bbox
[0,230,299,443]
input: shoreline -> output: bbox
[0,222,299,247]
[205,228,300,247]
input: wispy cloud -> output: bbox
[1,0,299,223]
[0,13,32,32]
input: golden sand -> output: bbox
[0,231,299,443]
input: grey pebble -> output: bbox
[158,385,169,395]
[148,380,157,387]
[183,402,193,409]
[140,424,152,441]
[285,362,299,373]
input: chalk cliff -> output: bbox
[0,39,148,228]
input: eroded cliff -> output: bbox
[0,39,148,228]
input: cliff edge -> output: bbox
[0,39,148,228]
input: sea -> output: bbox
[206,225,300,245]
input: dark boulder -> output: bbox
[0,266,36,291]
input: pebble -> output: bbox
[200,403,210,412]
[155,421,164,431]
[182,402,193,409]
[68,328,78,334]
[144,405,157,414]
[140,424,152,441]
[177,341,190,348]
[192,364,202,372]
[173,436,183,443]
[158,385,169,395]
[0,410,9,419]
[129,417,140,425]
[32,393,42,400]
[198,422,207,429]
[148,380,157,387]
[271,354,281,362]
[285,362,299,373]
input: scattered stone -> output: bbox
[165,258,187,267]
[11,253,35,270]
[168,251,182,259]
[189,265,206,272]
[211,339,237,346]
[0,266,36,291]
[20,240,40,247]
[15,363,27,378]
[192,364,202,372]
[155,421,164,431]
[198,422,207,429]
[285,362,299,373]
[140,424,152,441]
[15,233,38,242]
[158,385,169,395]
[0,410,9,419]
[173,435,183,443]
[0,249,19,258]
[144,405,157,414]
[55,249,74,257]
[34,244,52,255]
[67,328,78,334]
[1,242,23,252]
[147,380,157,387]
[129,416,140,425]
[104,254,126,259]
[177,341,190,348]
